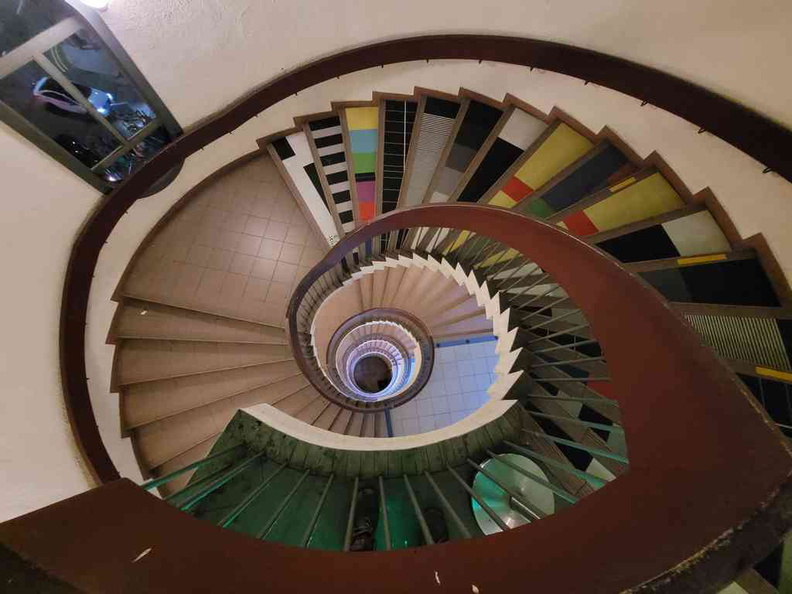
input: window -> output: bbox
[0,0,181,191]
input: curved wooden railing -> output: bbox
[60,34,792,486]
[264,201,792,587]
[33,201,791,592]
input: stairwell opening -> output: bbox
[353,355,393,393]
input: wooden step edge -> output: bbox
[117,357,296,388]
[122,371,305,432]
[121,293,286,330]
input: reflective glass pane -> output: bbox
[0,0,75,56]
[0,60,120,166]
[101,126,170,182]
[45,30,157,139]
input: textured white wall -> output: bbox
[1,1,791,521]
[101,0,792,129]
[0,123,96,521]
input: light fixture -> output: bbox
[79,0,110,11]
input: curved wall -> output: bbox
[105,0,792,130]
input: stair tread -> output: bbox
[117,355,295,387]
[121,293,286,330]
[122,367,303,430]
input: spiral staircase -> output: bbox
[3,39,792,594]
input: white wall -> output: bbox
[0,123,97,521]
[103,0,792,130]
[2,1,792,521]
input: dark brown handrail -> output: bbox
[61,34,792,484]
[39,201,792,592]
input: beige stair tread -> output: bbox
[361,413,377,437]
[115,340,293,387]
[331,409,353,434]
[296,396,332,425]
[313,403,343,430]
[346,412,364,436]
[112,299,287,344]
[274,386,322,416]
[375,412,388,437]
[121,293,285,330]
[136,375,310,469]
[122,363,302,429]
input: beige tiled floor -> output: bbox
[123,155,327,327]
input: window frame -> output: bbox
[0,0,181,193]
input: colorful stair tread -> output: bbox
[307,115,356,234]
[486,122,593,208]
[381,99,417,215]
[596,210,731,263]
[516,141,632,218]
[427,99,503,204]
[400,96,461,207]
[688,315,792,372]
[557,171,683,236]
[270,132,339,246]
[640,257,780,307]
[345,106,379,224]
[455,107,547,203]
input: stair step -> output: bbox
[346,412,365,436]
[295,396,332,425]
[266,131,338,246]
[122,363,302,430]
[482,120,594,209]
[380,98,418,215]
[121,293,285,331]
[594,209,732,263]
[399,94,462,208]
[114,340,293,387]
[340,104,380,225]
[424,97,504,204]
[453,105,548,204]
[554,169,684,237]
[516,140,633,219]
[313,403,343,430]
[111,298,287,345]
[330,409,353,434]
[303,113,356,235]
[274,386,322,416]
